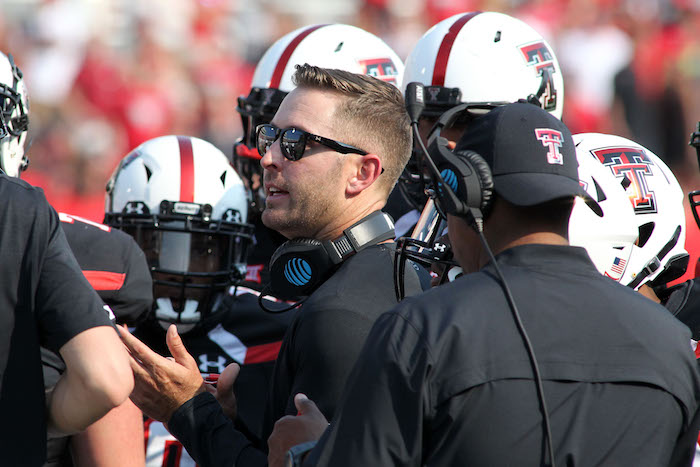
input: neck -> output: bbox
[314,198,385,241]
[477,198,571,269]
[477,231,569,269]
[638,284,661,304]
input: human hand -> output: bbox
[119,324,205,423]
[267,394,328,467]
[203,362,240,421]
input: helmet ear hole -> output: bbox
[592,178,606,202]
[637,222,655,248]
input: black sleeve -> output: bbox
[36,202,113,352]
[286,306,381,420]
[304,310,429,467]
[168,392,267,467]
[109,236,153,325]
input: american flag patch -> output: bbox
[610,257,627,275]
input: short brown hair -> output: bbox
[292,63,411,196]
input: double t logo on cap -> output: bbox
[534,128,564,165]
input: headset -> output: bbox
[260,211,395,310]
[424,102,495,227]
[404,82,557,467]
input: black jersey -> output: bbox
[0,176,113,466]
[307,245,700,466]
[43,213,153,467]
[167,243,430,467]
[136,286,294,467]
[58,212,153,325]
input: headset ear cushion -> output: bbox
[270,238,323,267]
[455,149,494,215]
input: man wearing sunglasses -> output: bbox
[267,102,700,467]
[121,63,429,467]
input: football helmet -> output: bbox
[104,135,254,330]
[397,11,564,212]
[569,138,638,281]
[573,133,688,290]
[234,23,404,212]
[0,51,29,177]
[403,11,564,119]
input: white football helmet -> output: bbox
[233,23,404,210]
[403,11,564,120]
[574,133,688,290]
[569,139,638,281]
[104,135,254,329]
[0,51,29,177]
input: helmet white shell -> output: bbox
[573,133,688,289]
[403,11,564,119]
[106,135,248,223]
[250,23,404,92]
[569,141,638,281]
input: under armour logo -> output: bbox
[223,209,241,223]
[124,202,146,215]
[428,87,440,102]
[534,128,564,165]
[434,243,447,253]
[198,354,227,373]
[245,264,264,284]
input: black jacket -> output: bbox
[307,244,700,466]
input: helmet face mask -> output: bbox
[232,23,404,214]
[105,135,254,328]
[0,52,29,177]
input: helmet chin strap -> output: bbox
[155,298,201,333]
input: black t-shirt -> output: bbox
[43,213,153,467]
[307,244,700,466]
[168,242,430,467]
[0,176,113,466]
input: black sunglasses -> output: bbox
[256,124,368,161]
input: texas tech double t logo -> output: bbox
[535,128,564,165]
[592,147,657,214]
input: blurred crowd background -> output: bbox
[1,0,700,279]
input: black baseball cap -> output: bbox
[455,102,602,215]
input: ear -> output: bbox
[346,153,382,196]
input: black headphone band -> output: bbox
[429,103,473,137]
[323,211,396,263]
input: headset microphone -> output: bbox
[405,82,425,125]
[402,82,557,467]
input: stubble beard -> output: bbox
[262,161,343,239]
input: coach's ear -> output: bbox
[346,153,382,196]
